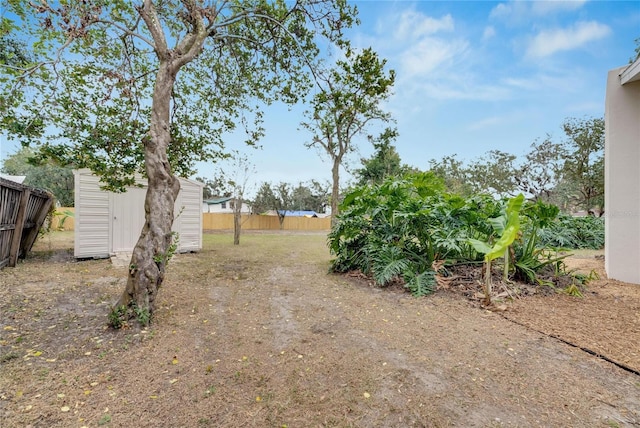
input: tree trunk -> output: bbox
[233,201,241,245]
[330,158,341,226]
[115,62,180,325]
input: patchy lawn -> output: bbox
[1,231,639,427]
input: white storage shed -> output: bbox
[74,169,203,259]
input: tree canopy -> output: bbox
[353,127,416,186]
[2,0,356,190]
[1,0,358,325]
[301,46,395,219]
[424,117,605,214]
[1,147,74,206]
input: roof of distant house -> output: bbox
[0,174,26,184]
[203,197,232,205]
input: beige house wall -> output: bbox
[605,64,640,284]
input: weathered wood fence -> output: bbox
[50,209,331,232]
[0,177,54,269]
[202,213,331,231]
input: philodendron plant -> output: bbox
[469,194,525,305]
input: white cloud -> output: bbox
[392,11,454,40]
[490,0,588,20]
[467,116,508,131]
[483,26,496,41]
[490,1,528,20]
[526,21,611,58]
[400,38,468,76]
[366,6,515,105]
[396,78,512,102]
[503,70,588,93]
[531,0,587,15]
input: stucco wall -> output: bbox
[604,66,640,284]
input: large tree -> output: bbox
[301,47,395,220]
[214,152,255,245]
[252,181,293,228]
[560,116,604,213]
[466,150,517,197]
[252,182,277,215]
[1,1,355,325]
[1,147,75,206]
[291,180,329,212]
[354,127,415,186]
[427,154,473,196]
[514,136,565,202]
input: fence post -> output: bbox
[21,194,53,257]
[9,188,30,267]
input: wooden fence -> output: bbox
[50,209,331,232]
[202,213,331,231]
[0,177,54,269]
[50,207,75,231]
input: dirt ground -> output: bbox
[1,230,639,428]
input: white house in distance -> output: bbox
[202,197,252,214]
[604,56,640,284]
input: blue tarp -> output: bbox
[277,210,318,217]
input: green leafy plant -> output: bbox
[329,174,593,301]
[513,201,566,285]
[538,214,604,250]
[329,174,498,297]
[469,194,525,304]
[108,305,128,330]
[98,414,112,426]
[153,232,180,266]
[54,209,75,231]
[133,303,151,327]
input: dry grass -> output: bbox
[0,231,638,427]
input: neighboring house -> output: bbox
[203,197,252,214]
[604,56,640,284]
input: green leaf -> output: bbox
[468,238,492,255]
[485,194,524,262]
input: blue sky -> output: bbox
[1,0,639,196]
[208,0,639,195]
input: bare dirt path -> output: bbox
[1,231,639,427]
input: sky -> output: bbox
[203,0,639,196]
[1,0,639,196]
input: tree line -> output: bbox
[2,115,604,218]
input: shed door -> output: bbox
[112,187,146,253]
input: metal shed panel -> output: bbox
[111,186,146,253]
[74,170,202,258]
[74,171,110,258]
[174,177,203,252]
